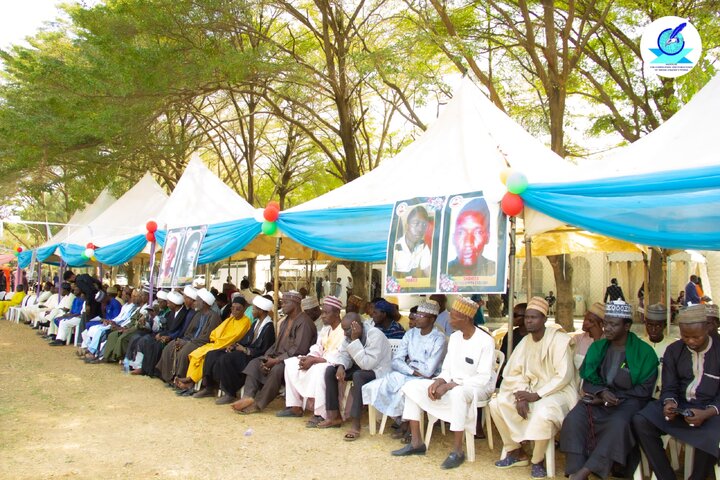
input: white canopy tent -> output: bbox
[38,189,116,249]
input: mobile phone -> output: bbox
[671,407,694,417]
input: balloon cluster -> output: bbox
[500,168,527,217]
[82,242,96,261]
[13,246,23,257]
[262,201,280,235]
[146,220,158,242]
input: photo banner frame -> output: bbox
[158,225,208,287]
[384,191,508,295]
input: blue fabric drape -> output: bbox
[523,165,720,250]
[277,205,393,262]
[155,217,261,265]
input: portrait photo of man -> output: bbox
[157,229,184,287]
[447,197,496,277]
[392,205,432,278]
[172,226,207,286]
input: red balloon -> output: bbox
[17,247,23,253]
[146,220,158,233]
[86,242,95,249]
[501,192,524,217]
[267,201,280,211]
[146,232,156,242]
[263,205,280,222]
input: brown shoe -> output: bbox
[216,394,237,405]
[192,387,216,399]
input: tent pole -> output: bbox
[525,233,533,302]
[666,257,672,336]
[507,217,517,359]
[273,237,282,327]
[148,240,157,305]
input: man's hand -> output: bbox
[516,400,530,419]
[662,401,678,421]
[684,408,715,427]
[514,391,540,403]
[298,356,316,370]
[336,365,345,382]
[598,390,620,407]
[428,379,448,401]
[350,321,362,341]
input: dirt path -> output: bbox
[0,321,542,479]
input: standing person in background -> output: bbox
[323,276,331,298]
[603,278,625,303]
[684,275,701,306]
[315,276,323,299]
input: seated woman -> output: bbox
[362,300,446,441]
[560,301,659,480]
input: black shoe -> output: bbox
[48,340,65,346]
[391,444,427,456]
[440,452,465,469]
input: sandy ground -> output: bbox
[0,320,551,480]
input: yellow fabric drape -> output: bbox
[185,315,251,383]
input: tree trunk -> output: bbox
[126,263,136,288]
[648,247,665,305]
[348,262,368,301]
[547,254,574,331]
[246,258,256,290]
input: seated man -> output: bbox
[363,300,445,439]
[571,302,605,370]
[18,282,52,324]
[44,285,81,339]
[0,285,26,319]
[24,283,58,326]
[163,288,222,393]
[318,312,392,439]
[174,292,252,392]
[36,283,73,331]
[131,290,191,376]
[197,296,275,401]
[633,304,720,480]
[642,303,675,398]
[231,292,317,414]
[392,297,495,470]
[49,290,86,346]
[82,289,141,361]
[101,290,150,363]
[490,297,576,478]
[277,295,345,420]
[560,301,658,480]
[371,299,406,340]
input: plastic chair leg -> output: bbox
[379,414,389,435]
[465,429,476,462]
[545,439,555,477]
[368,406,377,435]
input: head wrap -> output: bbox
[373,299,394,314]
[605,300,632,319]
[95,290,105,302]
[156,290,169,301]
[196,288,215,306]
[167,291,184,306]
[323,295,343,311]
[347,295,365,309]
[588,302,605,320]
[452,297,479,318]
[417,300,440,316]
[706,304,720,320]
[678,304,707,325]
[61,282,72,291]
[527,296,549,316]
[252,295,274,312]
[645,303,667,322]
[107,286,118,295]
[301,296,319,311]
[282,291,302,304]
[183,285,198,300]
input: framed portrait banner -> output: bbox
[158,225,208,287]
[385,196,445,294]
[172,225,207,286]
[438,191,508,294]
[157,227,185,288]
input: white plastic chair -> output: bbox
[633,435,681,479]
[368,339,404,435]
[424,349,505,462]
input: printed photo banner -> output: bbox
[158,225,208,287]
[385,191,509,295]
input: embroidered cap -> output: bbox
[645,303,667,322]
[451,297,479,318]
[417,300,440,316]
[301,296,319,311]
[588,302,605,320]
[282,291,302,304]
[347,295,365,309]
[527,296,549,316]
[678,304,707,325]
[706,304,719,320]
[323,295,343,311]
[373,299,394,314]
[605,300,632,319]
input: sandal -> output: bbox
[316,419,342,429]
[343,430,360,441]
